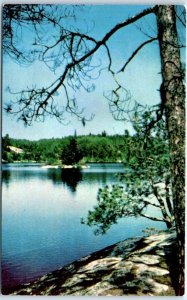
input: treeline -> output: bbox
[2,130,169,166]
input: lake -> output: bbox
[2,163,166,292]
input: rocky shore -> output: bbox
[8,229,177,296]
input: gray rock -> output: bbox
[9,229,177,296]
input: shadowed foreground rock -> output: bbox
[9,229,177,296]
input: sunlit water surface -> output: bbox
[2,163,166,292]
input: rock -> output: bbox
[8,229,177,296]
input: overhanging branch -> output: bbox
[118,37,158,73]
[140,213,164,222]
[5,5,156,125]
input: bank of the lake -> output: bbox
[7,229,176,296]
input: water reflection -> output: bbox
[2,164,122,191]
[2,163,166,292]
[2,170,11,188]
[48,169,83,193]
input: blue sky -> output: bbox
[2,4,185,140]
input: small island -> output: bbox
[2,132,132,166]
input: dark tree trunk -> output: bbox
[156,5,185,295]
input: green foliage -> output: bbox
[101,130,107,137]
[61,137,83,165]
[6,152,14,163]
[81,184,144,235]
[2,134,11,150]
[82,113,174,234]
[2,132,133,164]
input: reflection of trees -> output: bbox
[2,165,120,192]
[82,172,110,185]
[48,169,83,193]
[2,170,11,188]
[61,169,83,193]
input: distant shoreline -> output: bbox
[2,161,125,167]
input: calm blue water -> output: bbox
[2,163,166,291]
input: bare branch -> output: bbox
[175,6,186,28]
[143,199,161,208]
[150,179,172,223]
[140,213,165,222]
[4,5,156,125]
[118,37,158,73]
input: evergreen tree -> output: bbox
[61,137,83,165]
[82,114,174,233]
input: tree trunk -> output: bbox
[156,5,185,295]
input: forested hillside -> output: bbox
[2,131,169,167]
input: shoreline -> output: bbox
[41,164,89,169]
[4,229,177,296]
[2,161,124,166]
